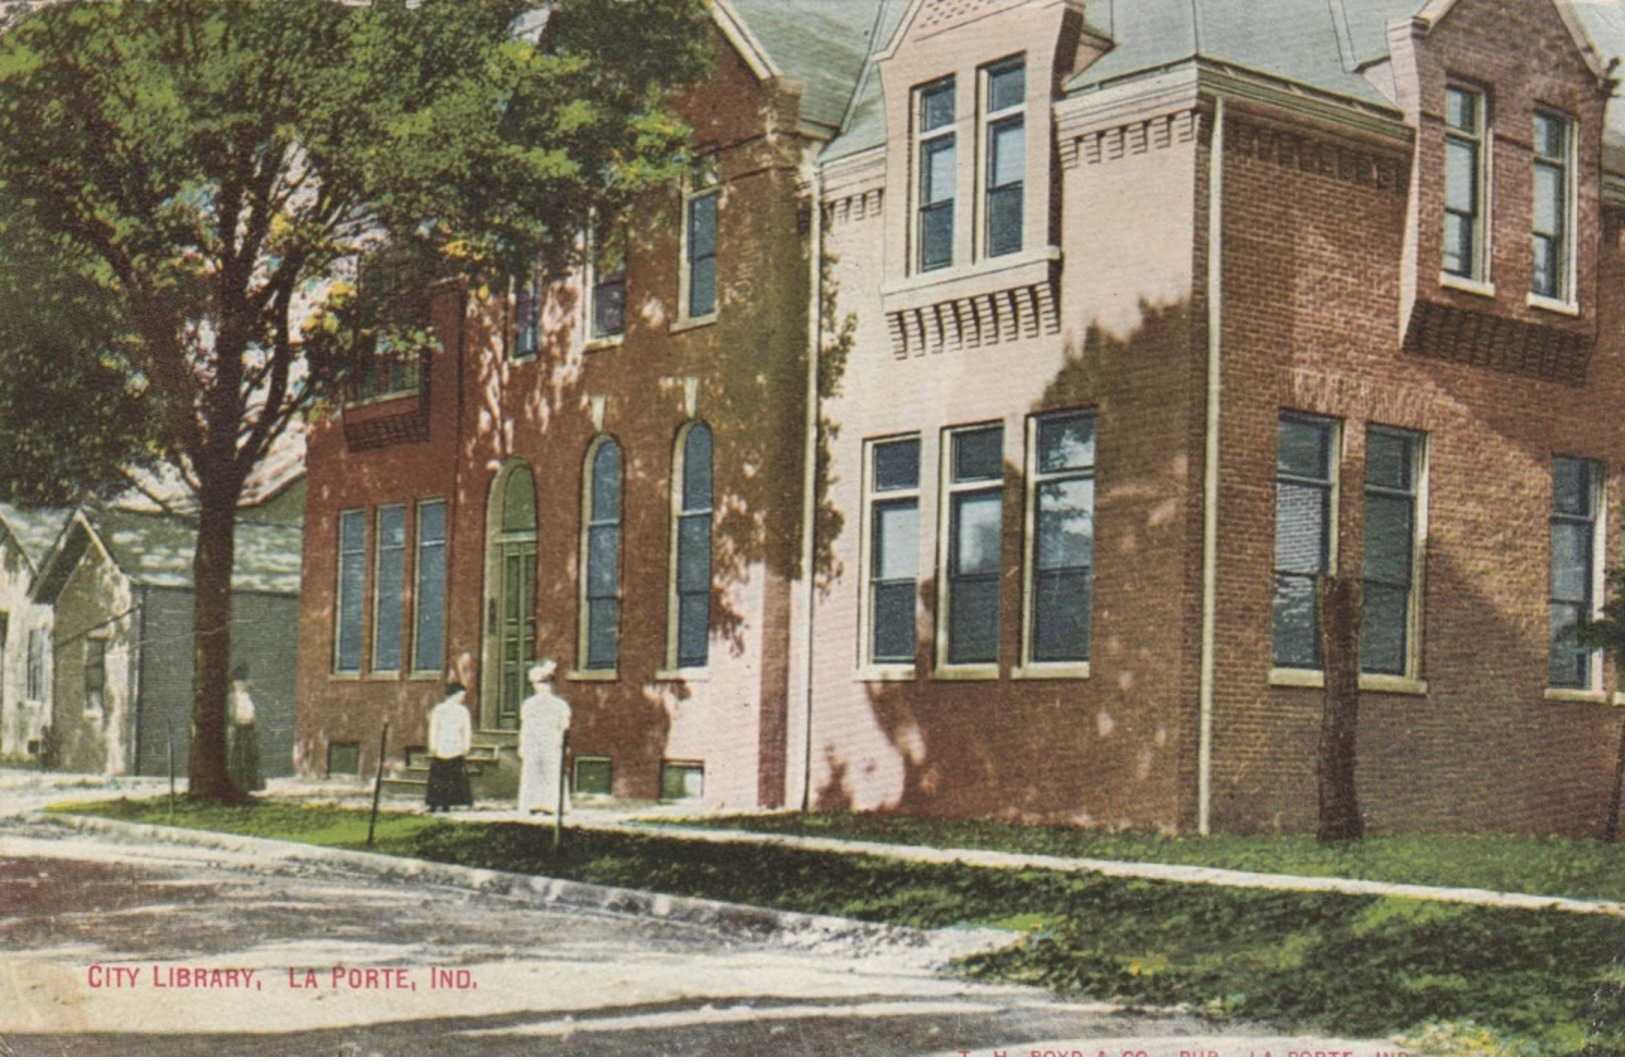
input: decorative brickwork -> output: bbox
[885,279,1059,358]
[1225,118,1407,194]
[1403,299,1593,385]
[1061,111,1201,170]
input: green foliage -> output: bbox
[1580,568,1625,680]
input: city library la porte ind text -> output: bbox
[84,963,479,992]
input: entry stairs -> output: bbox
[380,728,521,801]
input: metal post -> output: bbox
[166,724,175,823]
[552,733,568,855]
[367,722,390,849]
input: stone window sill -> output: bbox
[1527,292,1580,318]
[934,663,999,681]
[857,664,916,683]
[1439,272,1496,299]
[1012,661,1090,680]
[1546,686,1607,705]
[1358,674,1428,696]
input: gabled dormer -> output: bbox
[1383,0,1614,384]
[873,0,1099,356]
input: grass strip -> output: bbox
[663,811,1625,905]
[52,797,1625,1055]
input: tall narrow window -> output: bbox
[582,437,622,672]
[683,171,718,320]
[944,424,1003,666]
[1362,428,1424,677]
[672,423,713,668]
[590,219,627,340]
[867,437,921,666]
[1274,415,1338,670]
[372,504,406,672]
[84,639,106,715]
[915,77,956,273]
[1026,411,1094,664]
[982,58,1025,259]
[1550,456,1601,689]
[513,265,543,359]
[413,499,447,674]
[25,627,45,702]
[1443,85,1487,281]
[1532,111,1573,302]
[335,510,366,673]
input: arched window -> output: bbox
[581,437,622,672]
[671,423,713,668]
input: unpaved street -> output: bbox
[0,778,1402,1056]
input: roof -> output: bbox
[723,0,891,136]
[94,509,303,595]
[0,503,69,573]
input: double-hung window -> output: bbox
[334,510,367,674]
[371,504,407,672]
[582,437,623,672]
[1443,85,1488,283]
[1550,456,1602,689]
[413,499,447,674]
[513,265,543,359]
[1274,415,1338,670]
[1025,411,1094,665]
[671,423,713,669]
[1532,111,1574,303]
[682,168,719,320]
[943,425,1004,667]
[1361,428,1424,677]
[590,217,627,340]
[867,437,921,667]
[981,58,1025,259]
[916,78,956,273]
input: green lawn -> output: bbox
[659,811,1625,904]
[52,797,1625,1056]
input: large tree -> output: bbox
[0,0,708,798]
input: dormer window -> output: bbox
[981,57,1025,259]
[915,77,956,272]
[1443,85,1488,283]
[1532,110,1574,304]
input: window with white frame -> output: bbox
[1361,427,1424,677]
[681,168,719,320]
[581,436,623,672]
[84,637,107,716]
[1550,456,1602,689]
[1274,414,1339,670]
[25,626,45,702]
[372,503,407,672]
[981,57,1025,259]
[671,422,713,669]
[590,217,627,340]
[334,509,366,673]
[943,424,1004,666]
[513,264,543,359]
[915,77,956,273]
[1025,411,1093,665]
[413,499,447,674]
[1443,85,1488,282]
[866,436,921,666]
[1532,110,1574,302]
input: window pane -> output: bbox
[1033,569,1090,662]
[874,501,919,582]
[872,581,917,663]
[1444,213,1472,277]
[920,80,954,131]
[924,137,956,205]
[592,442,621,516]
[948,577,999,664]
[592,275,626,337]
[677,594,709,667]
[1550,521,1591,601]
[414,502,446,673]
[1536,113,1565,158]
[1533,235,1559,298]
[1278,418,1330,479]
[953,492,1002,575]
[1446,88,1476,133]
[1363,494,1413,586]
[1550,602,1586,687]
[1365,431,1412,491]
[986,184,1023,258]
[588,525,620,597]
[373,506,406,671]
[1553,457,1591,516]
[688,193,717,258]
[1445,139,1477,213]
[1275,482,1328,573]
[677,513,711,593]
[1361,582,1409,675]
[987,62,1024,112]
[688,255,717,318]
[990,118,1024,188]
[336,511,365,672]
[874,438,920,491]
[1273,574,1320,668]
[1534,164,1564,234]
[919,203,954,271]
[587,600,620,670]
[953,427,1003,482]
[682,425,713,509]
[502,471,536,533]
[1037,478,1092,571]
[1038,414,1093,473]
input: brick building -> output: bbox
[299,0,1625,834]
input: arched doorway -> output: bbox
[483,462,537,730]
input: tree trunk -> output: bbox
[187,471,245,801]
[1317,574,1364,842]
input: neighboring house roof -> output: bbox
[33,508,303,604]
[722,0,891,136]
[0,503,70,574]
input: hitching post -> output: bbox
[367,722,390,849]
[553,733,568,855]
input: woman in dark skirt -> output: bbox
[227,664,265,793]
[425,682,473,812]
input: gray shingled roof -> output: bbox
[93,509,302,595]
[727,0,890,135]
[0,503,69,573]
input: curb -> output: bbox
[40,811,1016,962]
